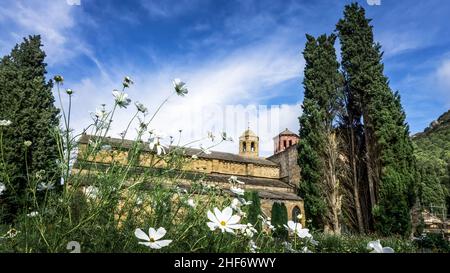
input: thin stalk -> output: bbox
[145,92,175,128]
[121,110,139,142]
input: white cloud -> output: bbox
[377,32,420,57]
[140,0,200,19]
[0,0,80,65]
[0,0,304,158]
[65,34,303,157]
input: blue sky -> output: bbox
[0,0,449,156]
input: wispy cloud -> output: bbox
[139,0,202,19]
[64,27,303,156]
[0,0,80,65]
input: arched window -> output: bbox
[289,140,292,147]
[283,140,287,149]
[292,206,301,223]
[250,142,255,152]
[242,141,246,152]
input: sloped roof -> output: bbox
[78,134,278,167]
[279,128,298,136]
[71,162,301,201]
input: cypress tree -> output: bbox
[0,35,60,220]
[245,190,262,231]
[271,202,288,239]
[298,33,342,231]
[336,3,416,236]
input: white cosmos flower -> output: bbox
[259,215,275,231]
[230,186,245,196]
[367,240,394,253]
[94,107,107,119]
[207,207,242,233]
[149,137,166,155]
[284,221,312,239]
[0,120,12,126]
[231,198,241,211]
[37,182,55,192]
[187,198,196,208]
[230,199,247,217]
[191,154,198,159]
[248,240,258,253]
[83,185,99,199]
[112,90,131,108]
[135,227,172,249]
[228,175,245,185]
[301,247,313,253]
[238,198,252,206]
[240,223,257,238]
[173,78,188,96]
[135,101,147,113]
[0,182,6,195]
[27,211,39,217]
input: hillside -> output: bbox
[413,109,450,212]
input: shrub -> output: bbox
[271,202,288,240]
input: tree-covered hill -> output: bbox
[413,109,450,213]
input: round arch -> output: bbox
[292,206,302,223]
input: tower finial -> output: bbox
[248,121,250,130]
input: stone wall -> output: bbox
[260,199,306,226]
[274,134,299,154]
[267,145,301,187]
[79,143,280,179]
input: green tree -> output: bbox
[336,3,416,236]
[271,202,288,239]
[0,35,60,221]
[244,190,262,231]
[413,109,450,212]
[298,33,342,231]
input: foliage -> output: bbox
[336,3,416,236]
[413,109,450,211]
[271,202,288,240]
[298,33,342,231]
[413,233,450,253]
[312,232,418,253]
[0,35,60,222]
[244,190,262,231]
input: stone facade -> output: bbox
[273,128,300,154]
[267,145,301,188]
[75,128,305,224]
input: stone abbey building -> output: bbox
[77,128,304,225]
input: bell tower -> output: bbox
[239,126,259,157]
[273,128,299,154]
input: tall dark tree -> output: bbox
[0,35,60,220]
[244,190,262,231]
[336,3,416,236]
[298,34,343,232]
[271,202,288,239]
